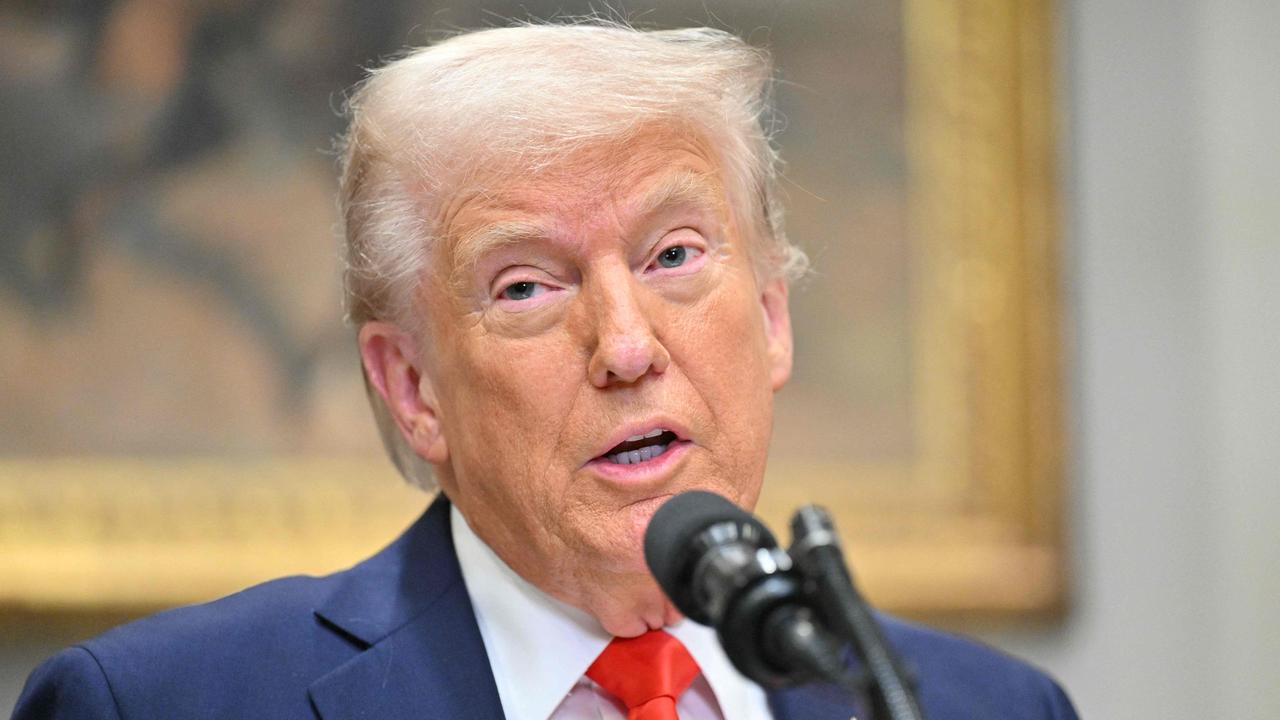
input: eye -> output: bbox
[650,243,705,272]
[499,280,546,301]
[658,246,688,268]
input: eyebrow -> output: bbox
[452,220,549,278]
[632,169,726,219]
[448,169,726,289]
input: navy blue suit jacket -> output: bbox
[14,496,1077,719]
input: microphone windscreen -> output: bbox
[643,490,776,613]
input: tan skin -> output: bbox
[359,129,793,637]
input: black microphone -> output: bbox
[644,490,847,689]
[791,506,925,720]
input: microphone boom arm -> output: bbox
[790,505,926,720]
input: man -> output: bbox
[14,23,1078,720]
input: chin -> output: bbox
[612,498,669,557]
[590,540,652,579]
[594,588,676,638]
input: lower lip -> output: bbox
[585,440,692,483]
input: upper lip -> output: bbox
[587,417,691,463]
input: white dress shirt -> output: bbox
[451,506,775,720]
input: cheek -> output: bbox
[668,278,776,445]
[441,331,585,488]
[676,278,772,383]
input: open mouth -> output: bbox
[598,428,680,465]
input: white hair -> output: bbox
[337,21,806,489]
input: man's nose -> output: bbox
[585,273,671,388]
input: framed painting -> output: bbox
[0,0,1063,618]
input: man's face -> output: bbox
[383,128,791,634]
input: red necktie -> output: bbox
[586,630,701,720]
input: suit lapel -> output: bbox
[307,495,505,720]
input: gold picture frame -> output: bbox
[755,0,1066,616]
[0,0,1062,618]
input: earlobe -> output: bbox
[357,322,449,465]
[759,278,793,391]
[413,371,450,464]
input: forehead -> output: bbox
[437,127,732,259]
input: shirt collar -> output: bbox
[669,617,770,720]
[451,504,769,720]
[452,505,610,720]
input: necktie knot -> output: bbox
[587,630,701,720]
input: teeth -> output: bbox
[607,442,669,465]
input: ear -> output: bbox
[759,277,793,391]
[357,321,449,465]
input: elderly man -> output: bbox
[15,23,1077,720]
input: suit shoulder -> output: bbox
[878,615,1079,719]
[44,574,357,719]
[85,573,339,664]
[13,646,123,720]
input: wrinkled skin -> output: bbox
[359,128,792,636]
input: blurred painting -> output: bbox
[0,0,1064,616]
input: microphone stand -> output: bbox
[789,506,926,720]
